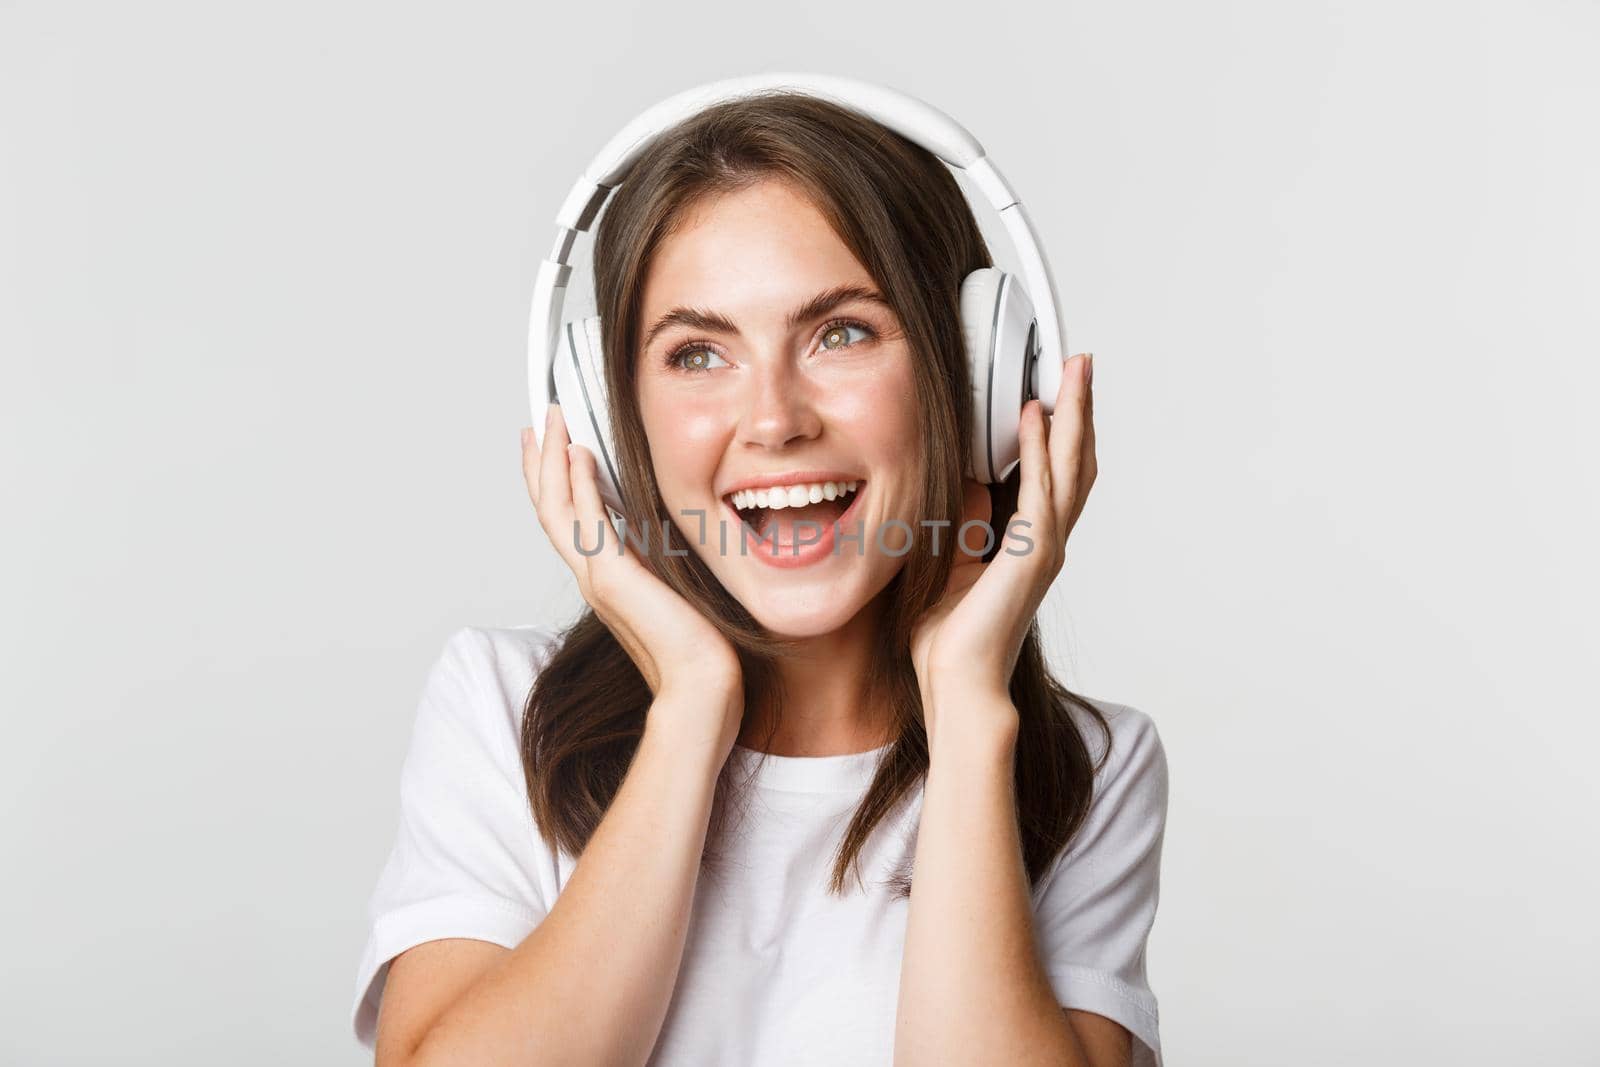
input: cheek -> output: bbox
[824,351,921,457]
[640,394,729,496]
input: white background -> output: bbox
[3,1,1596,1063]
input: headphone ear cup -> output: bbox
[960,267,998,483]
[960,268,1005,483]
[959,267,1039,484]
[552,315,626,518]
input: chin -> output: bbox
[743,599,864,639]
[723,562,896,639]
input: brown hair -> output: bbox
[521,91,1110,897]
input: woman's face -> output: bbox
[634,177,922,637]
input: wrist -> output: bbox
[656,673,742,708]
[644,686,740,766]
[919,672,1013,719]
[921,681,1019,760]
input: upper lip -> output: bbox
[719,471,866,500]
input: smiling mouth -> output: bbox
[722,481,864,542]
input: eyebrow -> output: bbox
[640,284,894,352]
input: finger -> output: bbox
[540,402,573,521]
[533,404,584,571]
[1048,353,1091,529]
[1015,398,1052,534]
[1071,357,1097,529]
[521,425,541,509]
[567,440,633,570]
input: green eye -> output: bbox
[669,347,729,373]
[820,321,873,350]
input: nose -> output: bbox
[735,354,822,451]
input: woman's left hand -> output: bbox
[909,352,1097,750]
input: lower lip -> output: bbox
[723,487,866,570]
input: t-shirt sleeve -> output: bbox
[349,626,560,1050]
[1031,702,1169,1067]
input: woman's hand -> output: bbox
[909,352,1097,752]
[523,404,745,755]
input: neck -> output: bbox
[736,593,894,757]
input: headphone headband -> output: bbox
[529,72,1066,465]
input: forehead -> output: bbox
[638,179,875,317]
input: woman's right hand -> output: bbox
[522,404,745,756]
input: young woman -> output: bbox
[351,91,1168,1067]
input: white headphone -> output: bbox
[528,72,1068,519]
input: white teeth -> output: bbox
[729,479,862,513]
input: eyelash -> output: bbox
[663,318,877,374]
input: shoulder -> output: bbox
[1062,696,1169,826]
[415,623,566,743]
[1065,696,1165,778]
[433,623,565,692]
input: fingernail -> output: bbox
[521,427,531,449]
[1084,353,1094,385]
[545,404,557,430]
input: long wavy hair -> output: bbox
[521,90,1110,897]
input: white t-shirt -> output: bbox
[351,624,1168,1065]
